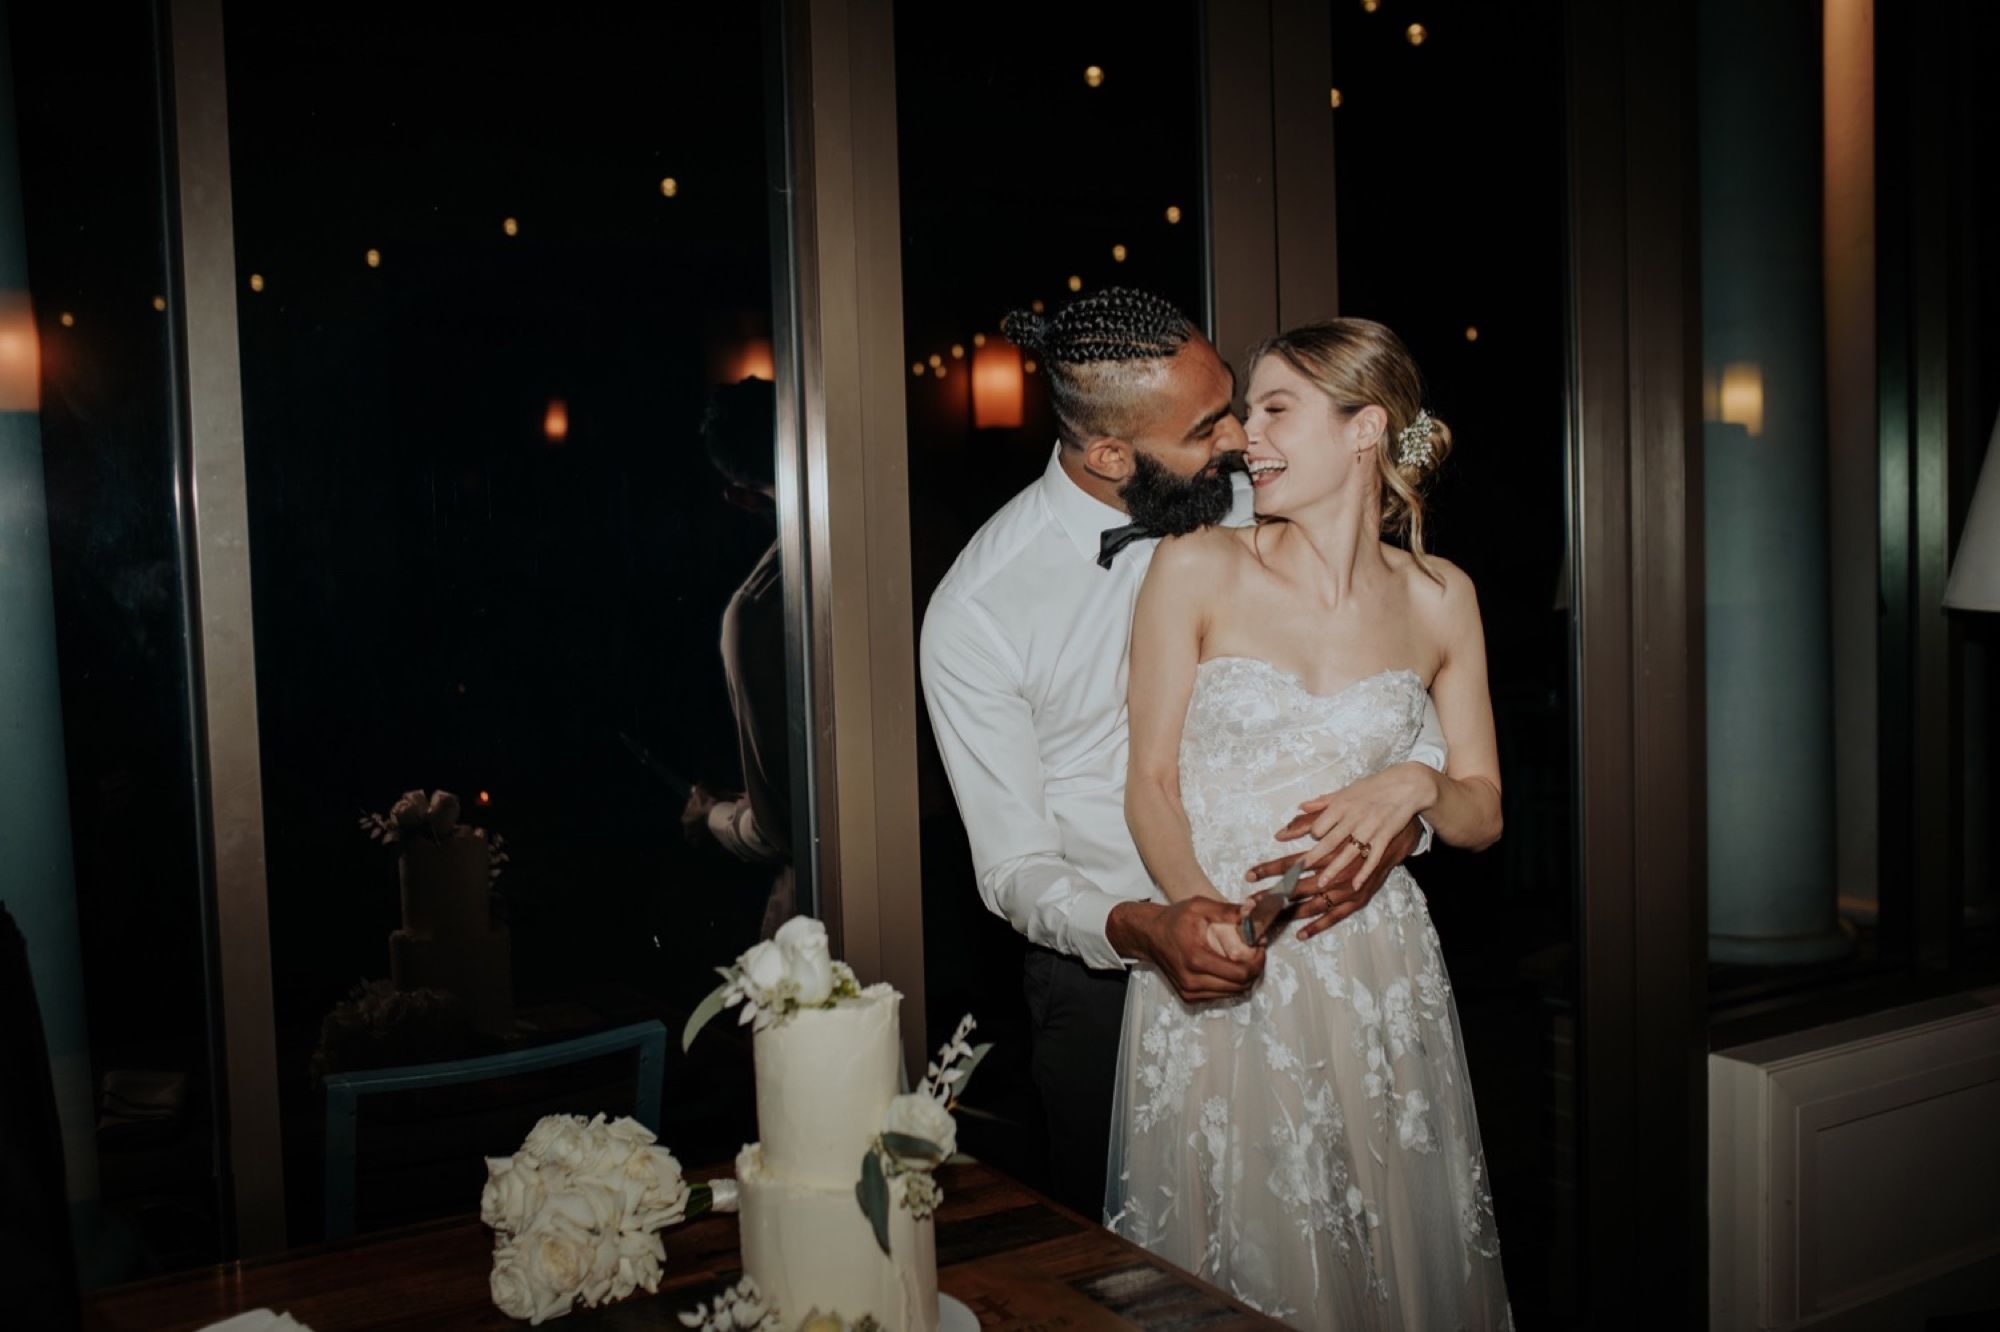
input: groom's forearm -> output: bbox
[1105,899,1161,964]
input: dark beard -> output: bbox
[1119,449,1246,536]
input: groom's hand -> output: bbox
[1106,898,1264,1003]
[1242,818,1423,942]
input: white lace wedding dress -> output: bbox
[1106,657,1513,1330]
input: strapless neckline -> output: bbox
[1195,655,1424,707]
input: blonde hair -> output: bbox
[1249,318,1453,582]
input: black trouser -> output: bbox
[1021,946,1130,1221]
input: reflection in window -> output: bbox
[220,5,798,1238]
[7,0,218,1282]
[1331,0,1576,1321]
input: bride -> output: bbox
[1106,318,1514,1329]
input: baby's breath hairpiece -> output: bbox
[1397,410,1436,469]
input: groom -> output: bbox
[918,288,1441,1217]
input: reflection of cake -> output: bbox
[734,987,938,1331]
[363,789,513,1036]
[390,832,512,1035]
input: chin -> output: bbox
[1252,485,1290,518]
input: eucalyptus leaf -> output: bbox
[945,1041,994,1094]
[945,1152,977,1166]
[880,1131,945,1163]
[682,981,732,1052]
[856,1151,892,1256]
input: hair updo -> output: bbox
[1001,287,1194,448]
[1248,318,1453,579]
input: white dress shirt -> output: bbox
[920,445,1445,971]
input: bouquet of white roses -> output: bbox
[681,916,862,1047]
[482,1113,733,1325]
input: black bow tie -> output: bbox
[1097,521,1156,569]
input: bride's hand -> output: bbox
[1268,762,1439,890]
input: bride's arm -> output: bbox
[1124,537,1228,904]
[1417,564,1504,849]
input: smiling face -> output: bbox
[1078,333,1248,485]
[1242,352,1387,519]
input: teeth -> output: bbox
[1248,460,1286,476]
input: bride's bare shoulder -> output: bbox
[1380,544,1477,616]
[1151,524,1257,584]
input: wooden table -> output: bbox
[84,1163,1280,1329]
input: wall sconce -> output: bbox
[1704,361,1764,438]
[972,341,1024,429]
[725,338,775,383]
[0,293,41,412]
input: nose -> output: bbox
[1215,413,1249,454]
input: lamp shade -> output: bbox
[1944,410,2000,612]
[971,342,1024,429]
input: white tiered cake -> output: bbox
[735,986,939,1331]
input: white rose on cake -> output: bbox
[740,940,790,999]
[774,916,835,1005]
[687,914,863,1042]
[883,1092,957,1161]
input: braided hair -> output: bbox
[1001,287,1195,448]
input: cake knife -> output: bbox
[1240,858,1307,947]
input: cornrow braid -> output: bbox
[1000,287,1196,448]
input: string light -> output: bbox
[911,362,924,376]
[1111,244,1128,262]
[1362,0,1380,11]
[503,216,520,236]
[972,332,987,347]
[365,248,381,268]
[1030,299,1045,313]
[59,311,75,327]
[928,353,942,368]
[1024,359,1038,374]
[660,177,679,198]
[1329,88,1343,108]
[950,344,965,360]
[1465,325,1480,342]
[152,296,166,312]
[1165,205,1182,224]
[477,791,492,806]
[1406,23,1427,45]
[248,274,265,292]
[1066,275,1082,292]
[1084,65,1104,87]
[934,364,947,379]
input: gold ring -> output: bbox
[1349,836,1372,856]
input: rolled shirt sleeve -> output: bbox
[919,596,1131,971]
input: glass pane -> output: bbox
[1697,0,1894,997]
[5,0,221,1284]
[896,0,1207,1202]
[1332,0,1578,1323]
[1959,1,1999,949]
[219,4,800,1239]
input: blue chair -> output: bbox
[322,1019,667,1238]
